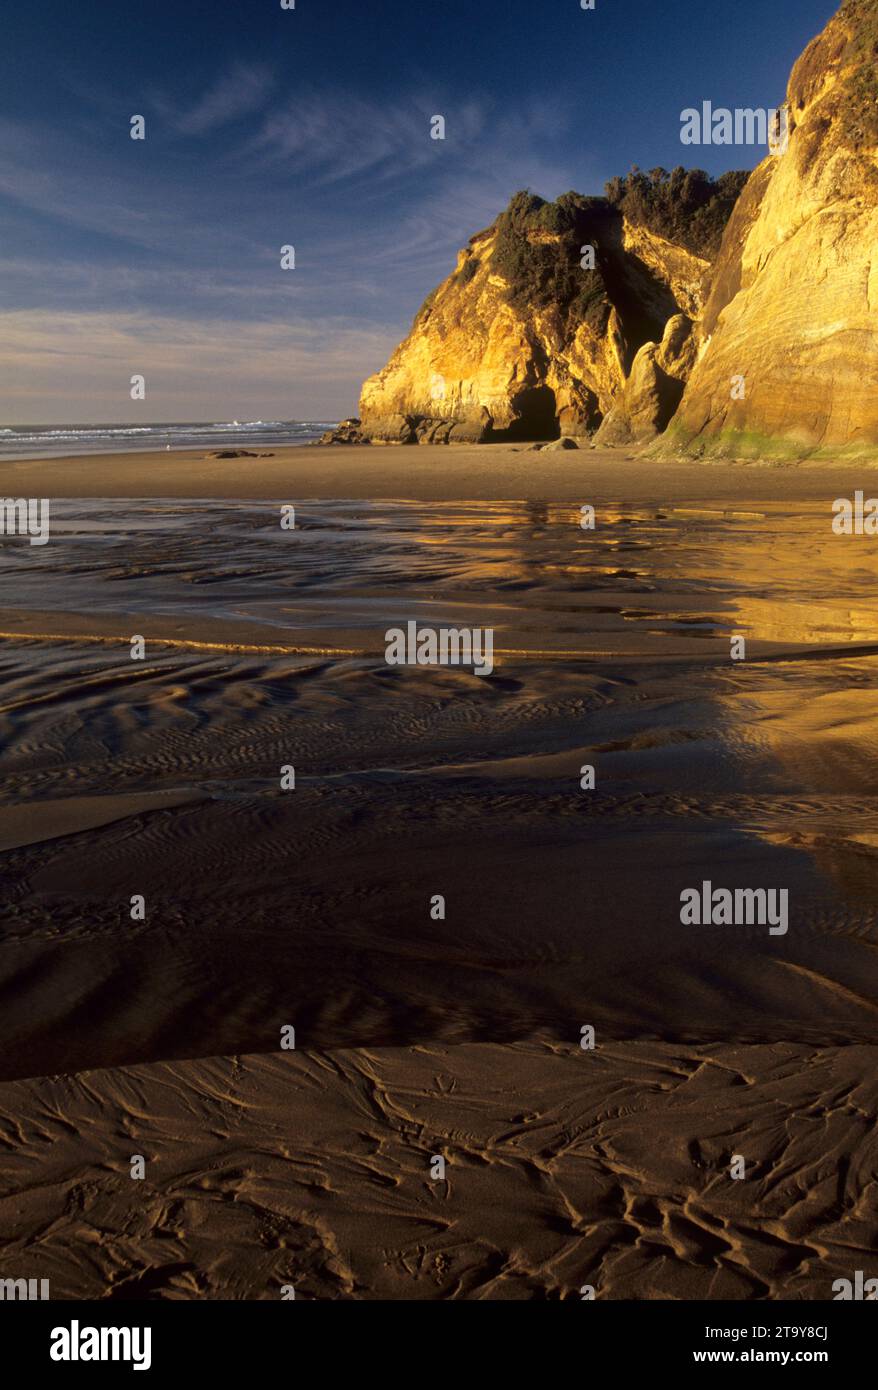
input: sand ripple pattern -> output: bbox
[0,1040,876,1300]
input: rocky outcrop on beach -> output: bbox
[658,0,878,460]
[336,3,878,459]
[317,418,366,445]
[344,171,746,446]
[206,449,274,458]
[592,312,697,446]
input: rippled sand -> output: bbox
[1,451,877,1298]
[1,1041,876,1301]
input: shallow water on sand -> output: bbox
[3,496,878,656]
[1,497,878,1079]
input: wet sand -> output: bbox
[2,1040,876,1301]
[1,449,877,1298]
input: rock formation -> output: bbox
[592,312,697,446]
[346,172,746,445]
[658,0,878,460]
[317,418,365,445]
[331,2,875,459]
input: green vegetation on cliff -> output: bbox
[413,169,749,341]
[492,189,615,330]
[604,167,750,259]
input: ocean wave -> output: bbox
[0,419,339,459]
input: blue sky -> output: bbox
[0,0,839,423]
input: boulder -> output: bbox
[360,414,418,444]
[317,418,366,445]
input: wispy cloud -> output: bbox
[0,80,589,418]
[159,62,275,136]
[244,91,486,186]
[0,118,190,249]
[0,310,398,420]
[0,116,269,259]
[0,119,168,247]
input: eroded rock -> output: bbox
[659,0,878,460]
[357,180,741,445]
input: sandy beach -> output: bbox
[1,445,878,1299]
[2,1039,877,1301]
[1,442,876,502]
[6,0,878,1324]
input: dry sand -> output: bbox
[0,441,874,501]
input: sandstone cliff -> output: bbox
[658,0,878,460]
[339,2,876,458]
[350,173,745,445]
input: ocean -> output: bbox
[0,420,336,461]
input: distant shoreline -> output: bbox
[0,439,321,464]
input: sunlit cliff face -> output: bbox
[358,201,713,443]
[663,1,878,459]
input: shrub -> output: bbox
[492,189,614,328]
[603,165,750,258]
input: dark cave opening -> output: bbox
[490,386,560,442]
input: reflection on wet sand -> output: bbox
[1,498,877,1081]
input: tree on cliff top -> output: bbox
[604,166,750,259]
[491,189,614,328]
